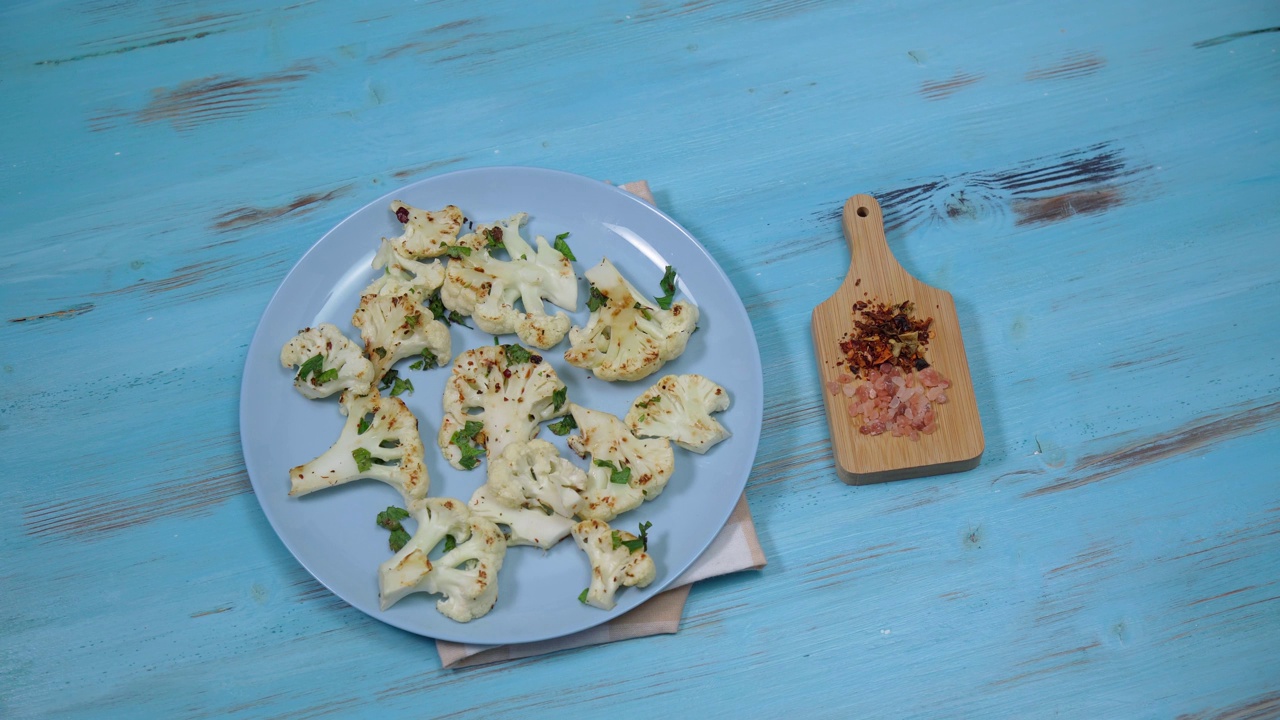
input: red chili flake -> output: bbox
[395,206,410,224]
[838,299,934,378]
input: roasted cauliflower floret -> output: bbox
[625,374,731,453]
[564,403,674,521]
[280,324,375,399]
[288,390,429,507]
[439,213,578,349]
[572,519,657,610]
[467,439,588,549]
[362,237,446,297]
[351,286,451,379]
[437,344,568,470]
[564,258,698,381]
[386,200,474,258]
[378,498,507,622]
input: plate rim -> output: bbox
[238,165,763,644]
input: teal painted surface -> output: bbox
[2,0,1278,717]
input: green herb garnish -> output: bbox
[296,353,325,381]
[443,534,457,552]
[635,395,661,409]
[378,369,399,392]
[553,232,576,261]
[315,368,339,384]
[389,377,414,397]
[374,347,387,359]
[483,226,504,251]
[633,302,653,320]
[655,265,677,309]
[548,414,577,436]
[376,506,409,530]
[551,387,567,412]
[586,286,608,312]
[443,244,472,259]
[353,448,374,472]
[578,588,589,604]
[504,344,532,365]
[357,416,371,434]
[595,459,632,485]
[409,347,439,371]
[404,312,419,329]
[375,506,412,552]
[450,420,485,470]
[620,521,652,553]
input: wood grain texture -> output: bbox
[812,195,983,483]
[2,0,1279,717]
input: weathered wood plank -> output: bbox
[2,0,1278,717]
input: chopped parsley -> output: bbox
[595,459,632,485]
[450,420,485,470]
[357,416,372,434]
[352,447,374,472]
[553,232,576,261]
[578,588,589,604]
[633,302,653,321]
[374,347,388,359]
[442,244,472,259]
[296,353,332,385]
[504,344,532,365]
[623,521,652,553]
[548,414,577,436]
[443,534,457,552]
[378,369,400,392]
[551,387,567,412]
[404,312,419,329]
[376,506,409,529]
[655,265,677,309]
[612,522,651,553]
[483,226,504,251]
[635,395,661,409]
[586,286,608,312]
[409,347,439,371]
[376,506,412,552]
[389,377,414,397]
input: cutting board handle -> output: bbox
[841,194,891,274]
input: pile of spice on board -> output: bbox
[825,300,952,440]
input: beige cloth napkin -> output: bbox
[435,180,768,669]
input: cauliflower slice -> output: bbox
[362,237,446,297]
[440,213,577,349]
[437,344,568,470]
[386,200,474,258]
[289,390,428,507]
[351,285,451,379]
[625,374,731,453]
[378,498,507,622]
[564,258,698,381]
[487,439,587,517]
[565,403,674,521]
[572,519,657,610]
[280,324,375,399]
[469,486,575,550]
[467,439,588,549]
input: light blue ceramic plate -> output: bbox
[240,167,763,644]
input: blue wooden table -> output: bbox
[3,1,1278,717]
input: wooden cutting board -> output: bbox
[811,195,984,485]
